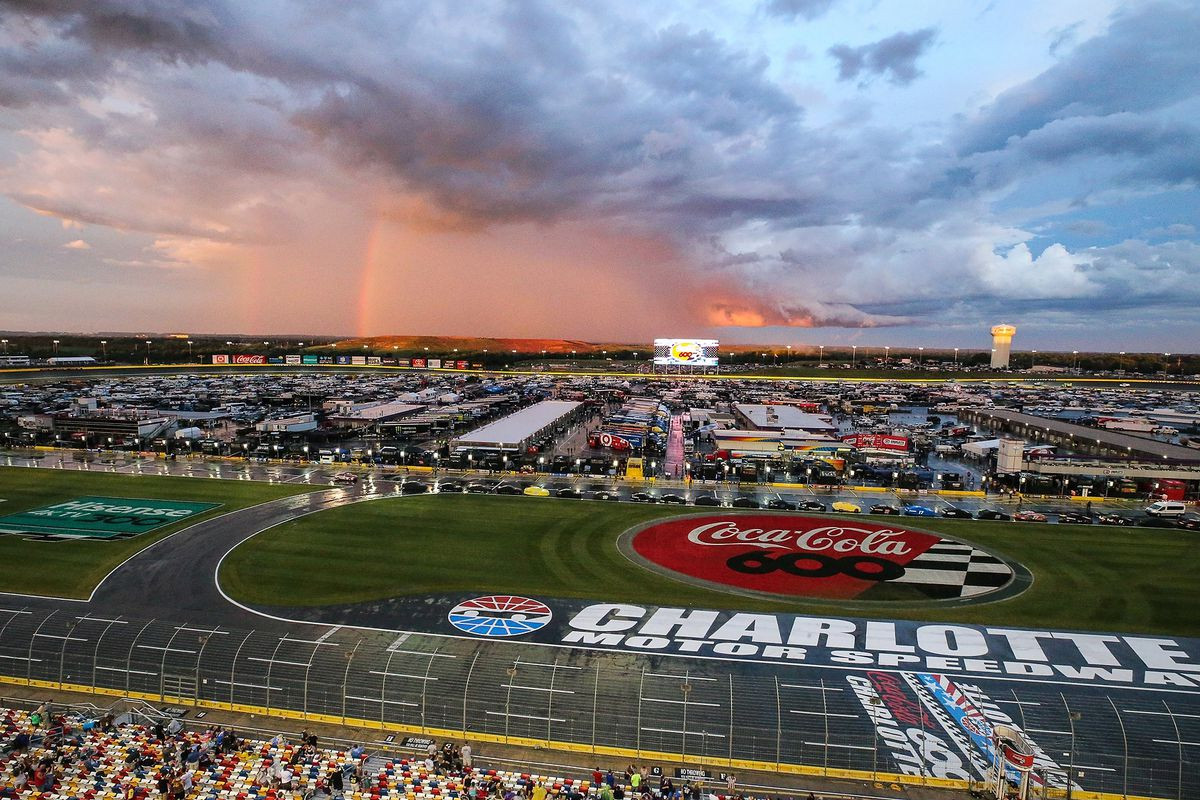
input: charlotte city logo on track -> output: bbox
[447,595,553,637]
[623,515,1021,603]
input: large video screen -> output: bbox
[653,338,719,367]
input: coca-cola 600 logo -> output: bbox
[622,515,1018,603]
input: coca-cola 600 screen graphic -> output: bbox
[625,515,1018,602]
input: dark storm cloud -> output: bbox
[827,28,936,86]
[0,0,1197,337]
[958,1,1200,154]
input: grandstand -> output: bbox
[0,701,700,800]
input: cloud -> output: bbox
[958,1,1200,155]
[761,0,838,21]
[828,28,936,86]
[0,1,1195,342]
[62,238,90,249]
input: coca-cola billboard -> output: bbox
[231,354,266,365]
[841,433,910,451]
[624,515,1015,602]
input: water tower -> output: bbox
[990,324,1017,368]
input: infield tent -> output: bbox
[452,399,581,452]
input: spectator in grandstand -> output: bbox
[2,728,29,754]
[592,767,603,786]
[725,773,736,795]
[328,765,345,799]
[605,769,616,788]
[461,742,473,769]
[629,766,641,793]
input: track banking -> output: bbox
[561,604,1200,688]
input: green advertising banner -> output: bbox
[0,496,222,541]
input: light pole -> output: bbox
[818,345,824,367]
[1072,350,1079,370]
[100,340,107,360]
[884,346,890,364]
[52,339,60,355]
[917,346,923,366]
[187,340,194,360]
[145,340,152,362]
[953,347,958,366]
[1031,349,1037,369]
[786,345,791,363]
[851,345,857,364]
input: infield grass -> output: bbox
[219,494,1200,636]
[0,465,317,598]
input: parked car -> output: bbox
[796,500,826,511]
[493,483,522,495]
[902,505,937,517]
[555,487,583,499]
[400,481,429,494]
[631,492,659,503]
[832,501,861,513]
[592,490,619,501]
[332,472,358,484]
[731,496,760,509]
[869,504,900,515]
[660,494,687,505]
[1013,510,1047,522]
[523,485,550,497]
[694,494,722,507]
[1174,513,1200,531]
[437,480,463,493]
[767,498,797,511]
[976,508,1011,521]
[1056,510,1093,524]
[1137,515,1177,528]
[466,483,493,494]
[939,505,972,518]
[1096,512,1135,526]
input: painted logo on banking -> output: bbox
[630,515,1014,601]
[0,496,221,540]
[447,595,553,637]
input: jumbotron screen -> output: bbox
[653,338,719,367]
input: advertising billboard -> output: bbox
[367,356,382,365]
[335,355,351,365]
[267,356,284,364]
[318,355,333,364]
[285,354,301,364]
[456,360,469,369]
[302,355,319,365]
[231,354,266,365]
[351,355,367,365]
[841,433,910,452]
[411,357,427,368]
[653,338,719,367]
[211,354,229,365]
[428,358,442,369]
[397,358,412,367]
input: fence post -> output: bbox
[1163,699,1182,800]
[58,619,78,689]
[1105,696,1129,799]
[820,678,829,775]
[381,648,398,729]
[420,649,439,734]
[636,667,645,759]
[546,655,560,745]
[156,624,186,702]
[125,618,156,697]
[342,640,362,726]
[28,609,59,683]
[591,660,600,757]
[195,628,217,707]
[263,635,287,716]
[727,674,733,766]
[773,676,781,771]
[462,651,480,738]
[92,616,124,691]
[229,630,255,710]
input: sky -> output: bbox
[0,0,1197,352]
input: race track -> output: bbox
[0,489,1196,799]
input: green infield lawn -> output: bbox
[219,494,1200,636]
[0,466,317,598]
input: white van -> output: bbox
[1145,500,1187,518]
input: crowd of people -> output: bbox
[2,702,808,800]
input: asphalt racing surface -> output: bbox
[0,464,1196,798]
